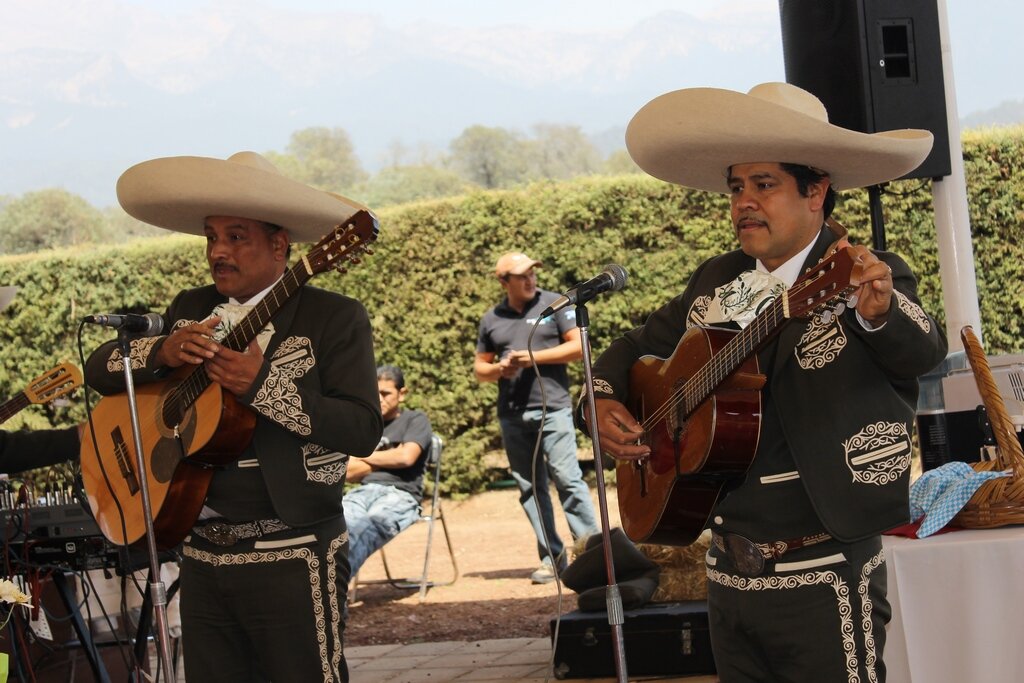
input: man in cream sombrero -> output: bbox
[584,83,947,681]
[83,152,383,683]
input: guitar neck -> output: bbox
[0,392,30,425]
[684,296,787,416]
[222,266,312,352]
[169,262,314,417]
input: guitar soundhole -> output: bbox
[151,386,197,483]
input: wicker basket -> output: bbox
[951,326,1024,528]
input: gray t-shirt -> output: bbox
[476,289,577,416]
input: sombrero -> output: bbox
[0,286,16,312]
[116,151,368,243]
[625,82,934,193]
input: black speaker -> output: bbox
[779,0,951,180]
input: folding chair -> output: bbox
[351,434,459,601]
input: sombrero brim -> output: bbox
[116,156,368,243]
[626,87,934,192]
[0,286,16,312]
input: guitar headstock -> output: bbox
[786,247,864,320]
[25,362,83,405]
[303,209,380,276]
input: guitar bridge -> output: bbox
[634,457,648,496]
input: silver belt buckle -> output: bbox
[722,534,766,577]
[203,521,238,547]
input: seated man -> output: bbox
[343,364,433,576]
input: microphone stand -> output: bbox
[575,302,628,683]
[116,331,176,683]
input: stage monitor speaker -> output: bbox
[778,0,951,180]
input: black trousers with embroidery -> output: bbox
[706,535,888,683]
[179,517,350,683]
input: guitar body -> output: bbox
[80,368,256,548]
[618,326,764,545]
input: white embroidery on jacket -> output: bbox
[893,291,931,334]
[301,443,347,485]
[843,422,911,486]
[688,295,712,329]
[251,335,315,436]
[795,315,847,370]
[106,336,161,372]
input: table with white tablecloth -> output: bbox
[883,527,1024,683]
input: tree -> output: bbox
[102,206,166,240]
[448,125,531,189]
[354,165,470,208]
[0,189,111,254]
[603,149,643,175]
[527,124,602,179]
[268,127,368,192]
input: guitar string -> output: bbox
[161,232,371,427]
[636,273,828,432]
[637,291,785,432]
[161,252,314,426]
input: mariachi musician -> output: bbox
[82,152,382,683]
[584,83,947,681]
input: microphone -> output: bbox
[84,312,165,337]
[541,264,628,317]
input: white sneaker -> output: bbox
[530,561,557,584]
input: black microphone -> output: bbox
[541,264,628,317]
[84,312,165,337]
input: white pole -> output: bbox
[932,0,983,351]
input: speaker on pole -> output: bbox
[778,0,951,180]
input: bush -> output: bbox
[2,127,1022,493]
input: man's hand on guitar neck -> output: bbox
[586,398,650,461]
[157,317,222,369]
[156,316,264,396]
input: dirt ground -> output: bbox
[345,485,623,647]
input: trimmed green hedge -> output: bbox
[2,126,1022,492]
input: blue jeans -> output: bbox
[342,483,421,576]
[499,407,599,564]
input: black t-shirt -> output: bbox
[363,408,432,497]
[476,289,576,416]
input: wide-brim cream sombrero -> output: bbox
[116,151,368,243]
[625,82,934,193]
[0,287,16,312]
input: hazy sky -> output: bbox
[1,0,1020,207]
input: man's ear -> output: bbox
[397,386,408,404]
[273,231,290,260]
[807,178,830,212]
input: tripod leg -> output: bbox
[51,572,112,683]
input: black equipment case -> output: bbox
[550,601,716,679]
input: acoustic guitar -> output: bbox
[0,362,83,425]
[617,247,862,545]
[80,211,378,548]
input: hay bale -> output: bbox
[639,532,710,602]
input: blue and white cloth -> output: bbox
[909,461,1010,537]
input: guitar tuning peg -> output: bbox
[833,302,846,316]
[847,294,858,308]
[820,309,833,325]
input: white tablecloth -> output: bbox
[883,527,1024,683]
